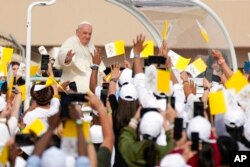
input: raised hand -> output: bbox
[124,60,132,69]
[65,49,75,64]
[158,40,168,57]
[92,48,102,65]
[110,62,121,80]
[211,50,223,60]
[133,34,146,55]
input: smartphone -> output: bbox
[68,93,87,102]
[102,83,109,90]
[69,81,78,92]
[193,101,204,117]
[191,132,199,151]
[140,108,158,118]
[147,56,166,65]
[174,118,183,140]
[15,134,34,146]
[41,54,50,70]
[100,89,108,106]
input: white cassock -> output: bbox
[56,35,106,93]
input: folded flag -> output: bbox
[196,20,209,44]
[209,90,226,115]
[0,144,8,166]
[185,58,207,78]
[162,21,169,41]
[105,40,125,58]
[157,69,171,94]
[0,46,14,63]
[141,40,154,58]
[168,50,191,71]
[0,60,7,76]
[30,65,39,77]
[22,118,46,136]
[225,70,248,93]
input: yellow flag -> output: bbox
[0,144,8,166]
[63,120,88,138]
[105,73,112,82]
[19,85,26,101]
[105,40,125,58]
[157,69,171,93]
[22,118,46,136]
[0,60,7,76]
[45,76,56,87]
[162,21,169,40]
[225,70,248,93]
[2,47,14,63]
[209,91,227,115]
[141,40,154,58]
[175,56,191,71]
[196,20,209,43]
[30,66,39,77]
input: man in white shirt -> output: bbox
[56,21,105,93]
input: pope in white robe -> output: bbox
[56,21,105,93]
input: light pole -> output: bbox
[25,0,57,110]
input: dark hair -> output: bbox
[10,61,20,67]
[225,125,244,141]
[217,136,238,165]
[198,142,215,167]
[30,84,54,106]
[112,98,139,137]
[143,139,158,167]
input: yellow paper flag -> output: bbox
[157,69,171,93]
[175,56,191,71]
[225,70,248,93]
[105,73,112,82]
[63,120,90,139]
[209,91,227,115]
[2,47,14,63]
[30,66,39,77]
[0,144,8,166]
[105,40,125,58]
[45,76,57,87]
[22,118,46,136]
[162,21,169,40]
[19,85,26,101]
[196,20,209,43]
[141,40,154,58]
[0,60,7,76]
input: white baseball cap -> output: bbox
[139,111,163,138]
[119,83,138,101]
[118,68,132,86]
[160,153,187,167]
[187,116,211,142]
[41,147,66,167]
[224,107,246,128]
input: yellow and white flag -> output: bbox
[185,58,207,78]
[22,118,46,136]
[168,50,191,71]
[225,70,248,93]
[105,40,125,58]
[141,40,154,58]
[196,20,209,44]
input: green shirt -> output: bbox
[118,126,175,167]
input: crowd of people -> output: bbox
[0,21,250,167]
